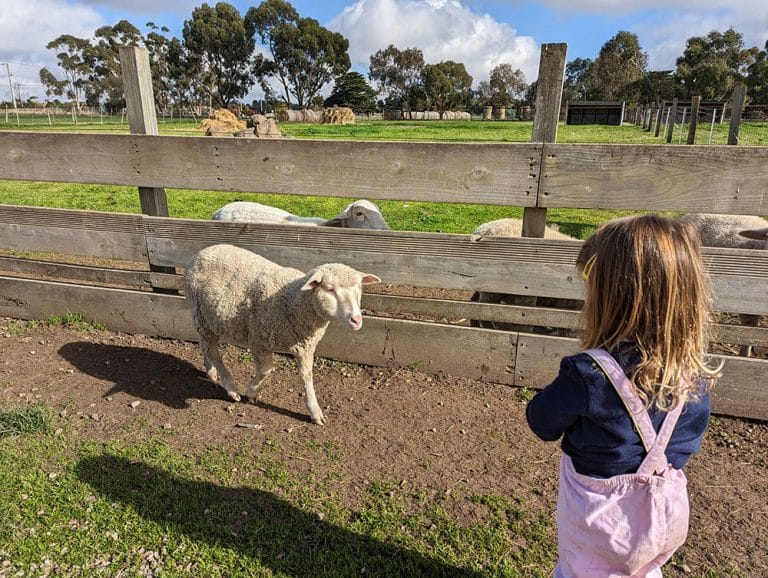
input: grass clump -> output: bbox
[0,403,51,437]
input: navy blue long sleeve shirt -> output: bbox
[526,347,711,478]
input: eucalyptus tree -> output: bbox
[248,0,350,108]
[182,2,258,107]
[675,28,759,100]
[421,60,473,118]
[368,44,424,112]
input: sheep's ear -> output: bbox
[301,270,324,291]
[323,217,345,227]
[739,228,768,240]
[361,274,381,285]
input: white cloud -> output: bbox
[0,0,104,101]
[329,0,539,88]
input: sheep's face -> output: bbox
[324,201,390,230]
[302,265,381,330]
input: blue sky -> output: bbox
[1,0,767,101]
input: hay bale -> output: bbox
[322,107,355,125]
[200,108,247,135]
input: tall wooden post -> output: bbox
[728,84,747,146]
[687,96,701,145]
[119,46,177,284]
[665,98,678,143]
[523,43,567,238]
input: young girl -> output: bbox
[526,214,721,577]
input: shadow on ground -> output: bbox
[58,341,224,409]
[76,454,486,578]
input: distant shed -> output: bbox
[565,101,625,125]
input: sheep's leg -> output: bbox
[245,351,275,399]
[296,349,324,425]
[199,333,240,401]
[738,314,760,357]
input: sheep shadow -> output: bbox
[57,341,317,422]
[76,454,486,578]
[57,341,225,409]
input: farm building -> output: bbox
[565,101,625,125]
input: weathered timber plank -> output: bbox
[319,318,516,384]
[514,333,768,420]
[0,132,540,206]
[144,217,768,315]
[540,143,768,214]
[362,294,768,348]
[0,256,181,291]
[0,204,146,261]
[0,276,196,339]
[0,276,763,419]
[144,217,587,297]
[0,276,516,384]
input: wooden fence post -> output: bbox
[728,84,747,146]
[665,98,678,143]
[654,107,663,137]
[523,42,567,238]
[687,96,701,145]
[119,45,177,285]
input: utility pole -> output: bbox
[2,62,20,126]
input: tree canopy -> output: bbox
[182,2,258,107]
[248,0,350,108]
[421,61,473,118]
[324,72,377,113]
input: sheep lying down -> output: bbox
[212,199,389,230]
[185,244,381,424]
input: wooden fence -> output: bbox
[0,45,766,420]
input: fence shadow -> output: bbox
[76,454,486,578]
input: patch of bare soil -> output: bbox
[0,319,765,576]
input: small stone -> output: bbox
[106,396,113,402]
[91,414,100,421]
[429,427,437,433]
[162,423,172,430]
[460,429,466,435]
[129,401,141,409]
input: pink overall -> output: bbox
[554,349,690,578]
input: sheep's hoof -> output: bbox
[206,368,219,383]
[311,414,326,425]
[226,391,241,402]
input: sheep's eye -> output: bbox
[355,212,364,217]
[327,286,335,293]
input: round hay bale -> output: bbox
[483,106,493,120]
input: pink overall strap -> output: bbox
[585,348,684,475]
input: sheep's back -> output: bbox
[682,213,768,250]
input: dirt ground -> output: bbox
[1,318,766,577]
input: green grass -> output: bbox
[0,430,563,577]
[0,404,51,437]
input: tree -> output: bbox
[675,28,758,100]
[182,2,258,108]
[746,40,768,104]
[91,20,143,108]
[248,0,350,108]
[631,70,679,105]
[586,31,647,101]
[562,57,593,103]
[43,34,95,110]
[368,45,424,112]
[324,72,377,113]
[38,67,68,103]
[421,60,473,118]
[478,63,527,108]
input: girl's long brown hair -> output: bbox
[578,215,721,410]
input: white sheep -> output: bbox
[681,213,768,356]
[469,218,580,334]
[184,244,381,424]
[212,199,390,230]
